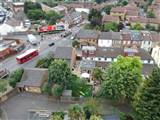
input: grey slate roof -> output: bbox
[80,60,96,69]
[76,29,99,39]
[54,47,72,60]
[17,68,48,87]
[99,32,122,40]
[99,32,112,40]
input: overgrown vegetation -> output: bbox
[9,69,24,88]
[0,80,8,93]
[24,1,62,24]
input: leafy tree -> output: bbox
[132,23,143,30]
[41,82,52,95]
[103,22,118,32]
[88,9,102,26]
[83,98,101,119]
[9,69,24,88]
[147,11,156,18]
[45,11,63,25]
[51,84,63,97]
[67,75,92,97]
[90,115,103,120]
[118,22,124,31]
[0,80,8,93]
[49,60,72,87]
[132,68,160,120]
[24,1,42,14]
[27,9,45,20]
[51,112,64,120]
[102,5,113,14]
[145,24,156,31]
[92,67,103,82]
[35,56,54,68]
[122,0,128,6]
[68,104,85,120]
[72,40,80,48]
[100,56,142,102]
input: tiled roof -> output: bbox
[54,47,73,60]
[17,68,48,87]
[76,29,99,39]
[102,15,119,23]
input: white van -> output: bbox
[27,34,38,45]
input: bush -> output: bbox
[9,69,24,88]
[0,80,8,93]
[51,84,63,97]
[52,112,65,120]
[35,56,54,68]
[41,82,52,95]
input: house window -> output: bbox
[142,60,149,64]
[107,58,112,62]
[150,60,154,64]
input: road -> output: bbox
[1,26,80,72]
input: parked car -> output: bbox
[61,31,72,37]
[48,42,55,47]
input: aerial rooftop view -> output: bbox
[0,0,160,120]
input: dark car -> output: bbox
[48,42,55,47]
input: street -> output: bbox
[1,26,80,72]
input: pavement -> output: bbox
[1,26,80,72]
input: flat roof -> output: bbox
[16,49,37,59]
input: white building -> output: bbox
[151,43,160,67]
[98,32,112,47]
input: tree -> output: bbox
[83,98,101,119]
[90,115,103,120]
[49,60,72,87]
[51,84,63,97]
[9,69,24,88]
[41,82,52,95]
[68,104,85,120]
[0,80,8,93]
[27,9,45,20]
[35,56,54,68]
[67,75,92,97]
[132,23,143,30]
[51,112,64,120]
[88,9,102,26]
[45,11,63,25]
[118,22,124,31]
[102,5,113,14]
[122,0,128,6]
[92,67,103,82]
[145,24,156,31]
[72,40,80,48]
[100,56,142,102]
[132,68,160,120]
[103,22,118,32]
[147,11,156,18]
[24,1,41,14]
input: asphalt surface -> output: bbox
[1,26,80,72]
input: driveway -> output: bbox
[1,93,72,120]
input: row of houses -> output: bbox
[15,45,156,93]
[75,29,160,52]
